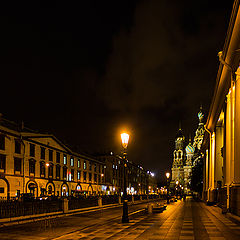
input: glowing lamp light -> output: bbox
[176,181,179,185]
[121,133,129,149]
[46,163,49,167]
[101,174,104,177]
[166,172,170,179]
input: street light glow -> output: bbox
[166,172,170,179]
[121,133,129,149]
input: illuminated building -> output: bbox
[97,153,150,195]
[171,127,185,190]
[0,116,105,199]
[171,109,205,194]
[202,0,240,216]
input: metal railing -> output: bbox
[0,194,161,219]
[68,196,98,210]
[0,199,62,219]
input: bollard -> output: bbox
[98,197,102,207]
[147,203,153,214]
[119,196,122,204]
[140,196,142,201]
[62,198,69,213]
[132,195,134,203]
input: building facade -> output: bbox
[0,117,105,199]
[97,153,151,195]
[202,0,240,216]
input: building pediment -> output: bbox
[22,133,72,153]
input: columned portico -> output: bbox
[201,0,240,216]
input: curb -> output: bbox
[226,212,240,225]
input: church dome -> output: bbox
[186,143,195,154]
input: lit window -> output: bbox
[113,164,115,169]
[63,155,67,165]
[77,159,80,168]
[70,157,74,167]
[77,171,81,180]
[84,161,86,170]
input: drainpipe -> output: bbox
[20,121,25,195]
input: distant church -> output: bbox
[170,108,205,194]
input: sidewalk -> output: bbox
[1,199,239,239]
[52,199,240,240]
[204,202,240,225]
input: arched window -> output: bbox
[48,185,52,195]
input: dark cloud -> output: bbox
[0,0,234,179]
[100,0,233,176]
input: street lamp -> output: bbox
[165,172,170,204]
[121,132,129,223]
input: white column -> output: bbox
[205,149,209,191]
[231,80,235,184]
[225,91,231,186]
[209,132,215,190]
[234,67,240,184]
[215,124,224,187]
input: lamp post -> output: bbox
[121,133,129,223]
[175,180,179,196]
[165,172,170,204]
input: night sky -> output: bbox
[0,0,234,180]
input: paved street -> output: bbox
[0,198,240,240]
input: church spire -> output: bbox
[179,121,181,130]
[189,134,192,144]
[198,106,204,124]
